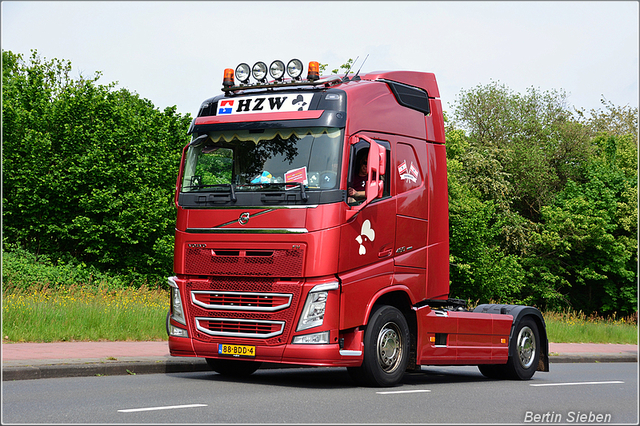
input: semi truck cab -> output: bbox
[167,59,549,386]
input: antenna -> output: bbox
[352,54,369,81]
[342,56,359,82]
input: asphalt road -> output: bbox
[2,362,637,424]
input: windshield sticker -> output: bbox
[355,220,376,255]
[398,160,419,183]
[285,167,308,189]
[217,94,313,115]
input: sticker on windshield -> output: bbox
[217,94,313,115]
[285,167,308,189]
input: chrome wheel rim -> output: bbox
[517,326,536,369]
[376,322,403,373]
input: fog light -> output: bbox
[292,331,330,344]
[169,324,189,338]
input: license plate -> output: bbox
[218,344,256,357]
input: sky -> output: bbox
[2,1,638,119]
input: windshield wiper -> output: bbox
[186,183,237,202]
[253,182,308,201]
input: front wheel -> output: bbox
[205,358,262,377]
[348,305,410,387]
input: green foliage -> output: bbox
[2,50,192,283]
[447,81,637,315]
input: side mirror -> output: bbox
[346,135,386,220]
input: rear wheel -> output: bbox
[348,305,410,387]
[478,316,540,380]
[506,317,540,379]
[205,358,262,377]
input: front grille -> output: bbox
[195,317,285,339]
[185,278,302,344]
[184,247,304,277]
[191,291,292,312]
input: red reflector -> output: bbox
[223,68,235,87]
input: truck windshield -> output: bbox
[181,127,343,193]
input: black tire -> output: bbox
[205,358,262,377]
[347,305,410,387]
[505,316,540,380]
[478,364,507,379]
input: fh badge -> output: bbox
[356,220,376,255]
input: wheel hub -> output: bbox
[377,322,402,372]
[517,326,536,369]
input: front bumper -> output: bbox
[169,336,363,367]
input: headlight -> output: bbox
[168,276,186,325]
[235,63,251,83]
[252,61,268,82]
[269,60,285,80]
[296,281,338,331]
[287,59,303,79]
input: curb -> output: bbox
[2,358,210,382]
[3,353,637,382]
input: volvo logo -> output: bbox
[238,212,250,225]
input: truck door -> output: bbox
[338,136,394,330]
[394,139,429,301]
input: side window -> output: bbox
[346,138,390,205]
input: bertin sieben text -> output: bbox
[524,411,612,423]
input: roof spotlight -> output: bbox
[269,60,286,81]
[252,61,268,82]
[287,59,303,79]
[235,63,251,84]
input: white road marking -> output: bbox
[530,381,624,387]
[376,389,431,395]
[118,404,208,413]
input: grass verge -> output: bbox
[543,309,637,345]
[2,285,169,343]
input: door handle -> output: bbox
[378,248,393,258]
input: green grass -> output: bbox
[2,284,169,343]
[544,309,637,344]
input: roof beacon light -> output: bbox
[287,59,303,79]
[307,61,320,81]
[223,68,235,87]
[252,61,268,82]
[269,60,286,81]
[235,63,251,84]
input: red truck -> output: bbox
[167,59,549,386]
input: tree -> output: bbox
[526,134,637,315]
[452,81,592,222]
[2,50,192,283]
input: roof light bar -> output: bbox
[222,58,337,91]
